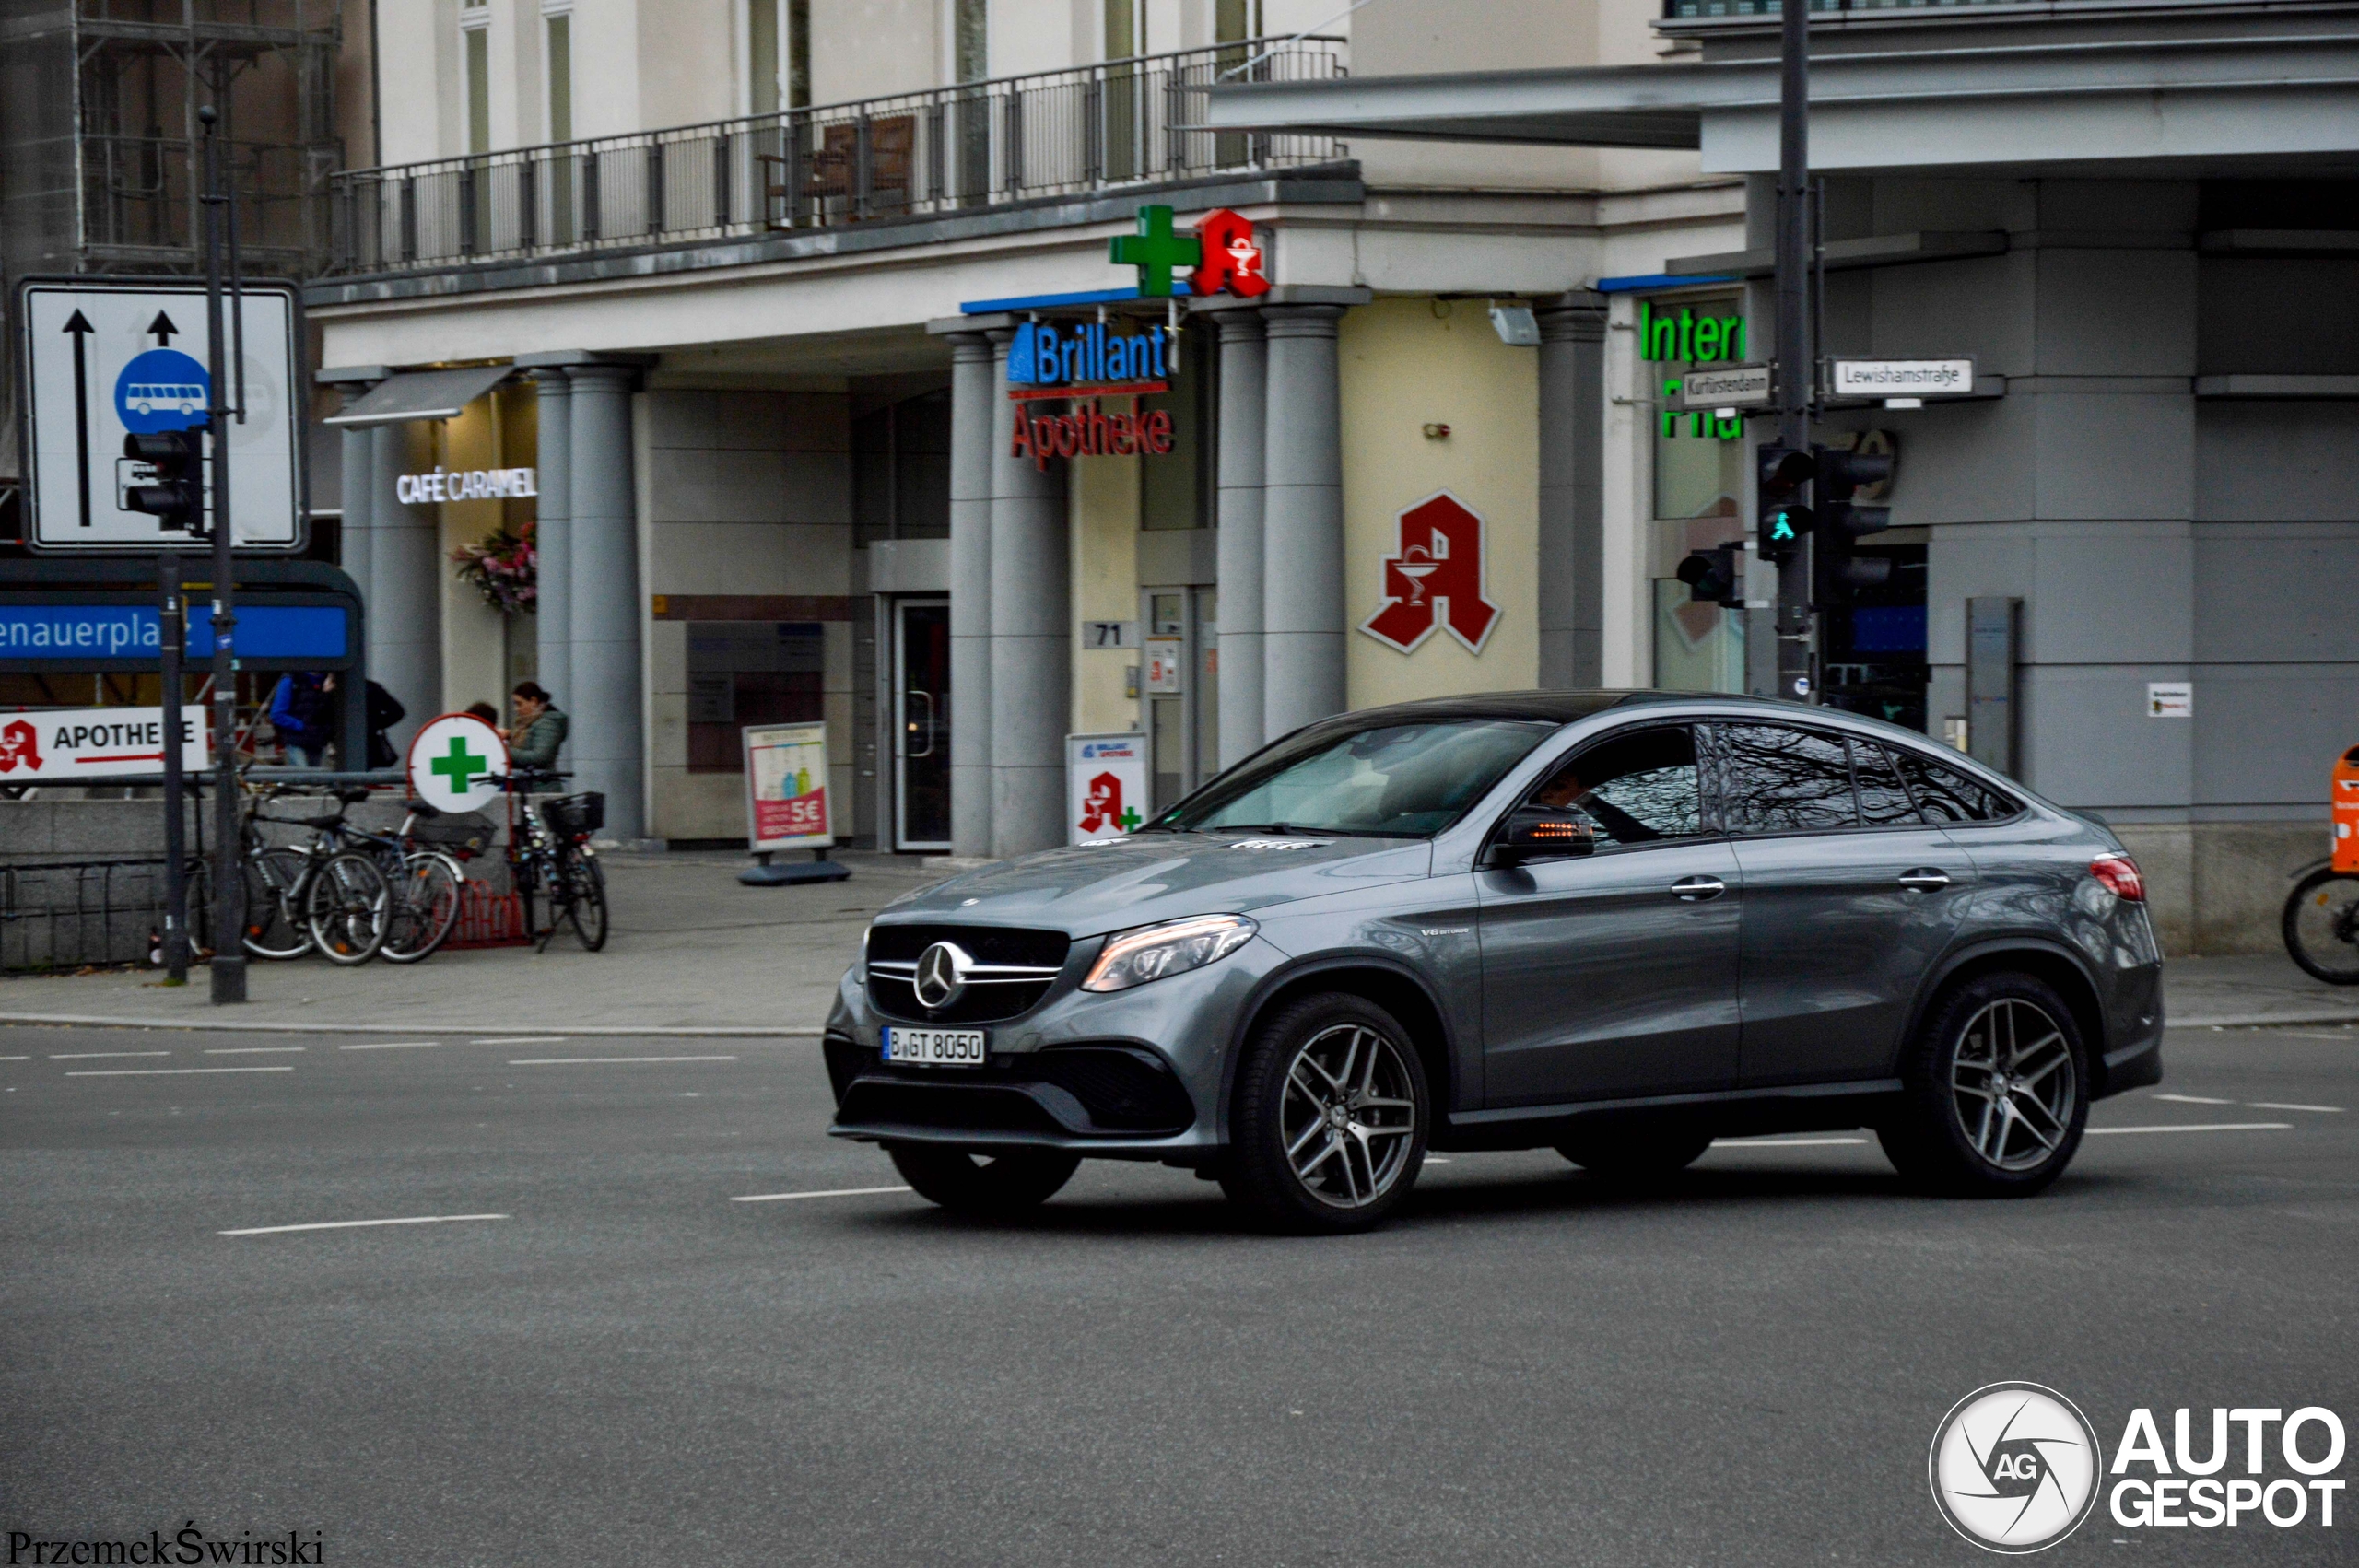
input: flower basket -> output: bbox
[451,521,537,615]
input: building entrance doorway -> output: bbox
[1142,585,1217,813]
[891,598,950,850]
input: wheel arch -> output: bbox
[1904,938,2111,1093]
[1219,955,1460,1147]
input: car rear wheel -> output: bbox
[1555,1121,1715,1181]
[1879,972,2088,1197]
[886,1144,1080,1216]
[1221,992,1429,1235]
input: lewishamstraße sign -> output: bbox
[0,705,209,781]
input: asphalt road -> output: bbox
[4,1022,2354,1566]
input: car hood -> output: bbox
[876,833,1433,940]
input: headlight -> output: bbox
[1082,914,1258,993]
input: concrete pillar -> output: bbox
[947,333,995,858]
[368,420,436,754]
[334,396,376,612]
[1213,309,1267,766]
[987,330,1069,858]
[1537,298,1608,688]
[567,363,644,839]
[530,369,573,708]
[1260,305,1346,740]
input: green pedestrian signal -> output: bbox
[1756,443,1815,565]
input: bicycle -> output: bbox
[2283,857,2359,984]
[491,772,609,954]
[238,784,393,965]
[338,804,468,965]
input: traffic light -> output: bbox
[1676,544,1743,609]
[1756,443,1814,564]
[123,430,205,534]
[1813,440,1895,603]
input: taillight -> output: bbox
[2091,853,2144,902]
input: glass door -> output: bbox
[893,598,951,850]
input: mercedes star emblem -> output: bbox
[912,942,972,1011]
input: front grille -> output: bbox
[827,1043,1194,1137]
[866,923,1072,1024]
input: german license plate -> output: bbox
[880,1026,986,1068]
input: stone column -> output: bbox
[987,330,1070,858]
[1260,305,1347,741]
[946,333,995,858]
[530,369,574,708]
[333,392,377,611]
[567,363,644,840]
[368,419,436,755]
[1213,309,1268,767]
[1537,298,1608,688]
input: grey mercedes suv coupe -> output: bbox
[825,691,2164,1233]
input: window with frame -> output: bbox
[1891,748,2014,825]
[1718,723,1860,836]
[1849,738,1924,827]
[1525,726,1708,848]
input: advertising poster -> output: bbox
[1067,731,1149,843]
[745,721,831,849]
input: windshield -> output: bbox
[1152,718,1556,838]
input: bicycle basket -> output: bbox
[408,811,494,857]
[540,791,605,840]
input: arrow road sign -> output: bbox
[13,275,305,553]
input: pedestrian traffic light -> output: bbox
[123,430,205,534]
[1813,440,1895,602]
[1676,544,1743,609]
[1756,443,1814,564]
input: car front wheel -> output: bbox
[1879,973,2089,1197]
[886,1144,1080,1216]
[1222,992,1429,1234]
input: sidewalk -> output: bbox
[4,849,2355,1035]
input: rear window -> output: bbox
[1892,748,2015,823]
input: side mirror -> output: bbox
[1491,806,1596,865]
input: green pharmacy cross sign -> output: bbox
[1110,206,1200,298]
[432,733,489,791]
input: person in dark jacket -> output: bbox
[267,672,334,766]
[506,681,569,774]
[364,680,405,770]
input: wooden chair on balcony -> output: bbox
[762,114,916,228]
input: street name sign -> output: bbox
[14,275,306,552]
[406,713,510,814]
[0,705,208,781]
[1679,362,1774,410]
[1826,357,1977,400]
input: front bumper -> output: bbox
[821,935,1282,1160]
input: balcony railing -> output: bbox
[1663,0,2226,18]
[328,36,1347,278]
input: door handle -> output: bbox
[1898,869,1953,891]
[1671,875,1726,902]
[904,689,936,758]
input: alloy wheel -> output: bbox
[1948,998,2078,1172]
[1280,1023,1420,1209]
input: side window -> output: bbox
[1719,724,1860,835]
[1892,748,2013,824]
[1850,740,1925,827]
[1526,725,1706,848]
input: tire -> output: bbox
[177,860,215,962]
[1556,1120,1716,1181]
[1220,992,1430,1235]
[887,1145,1081,1216]
[381,852,463,965]
[2283,869,2359,985]
[565,854,608,952]
[304,850,390,965]
[1878,972,2089,1198]
[239,848,311,960]
[514,856,545,947]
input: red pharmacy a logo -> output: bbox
[1360,492,1500,655]
[0,719,41,774]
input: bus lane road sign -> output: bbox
[14,275,306,552]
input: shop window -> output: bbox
[1645,293,1748,525]
[852,389,952,546]
[687,621,825,772]
[1140,326,1216,532]
[1820,544,1929,733]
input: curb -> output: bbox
[0,1013,824,1037]
[2171,1010,2359,1031]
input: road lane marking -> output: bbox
[508,1055,738,1065]
[205,1047,305,1055]
[50,1051,170,1059]
[471,1036,568,1046]
[2248,1102,2343,1114]
[0,1056,29,1061]
[1713,1136,1871,1147]
[338,1041,442,1050]
[2086,1122,2292,1136]
[220,1213,509,1237]
[732,1186,913,1203]
[66,1066,295,1077]
[2153,1094,2234,1106]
